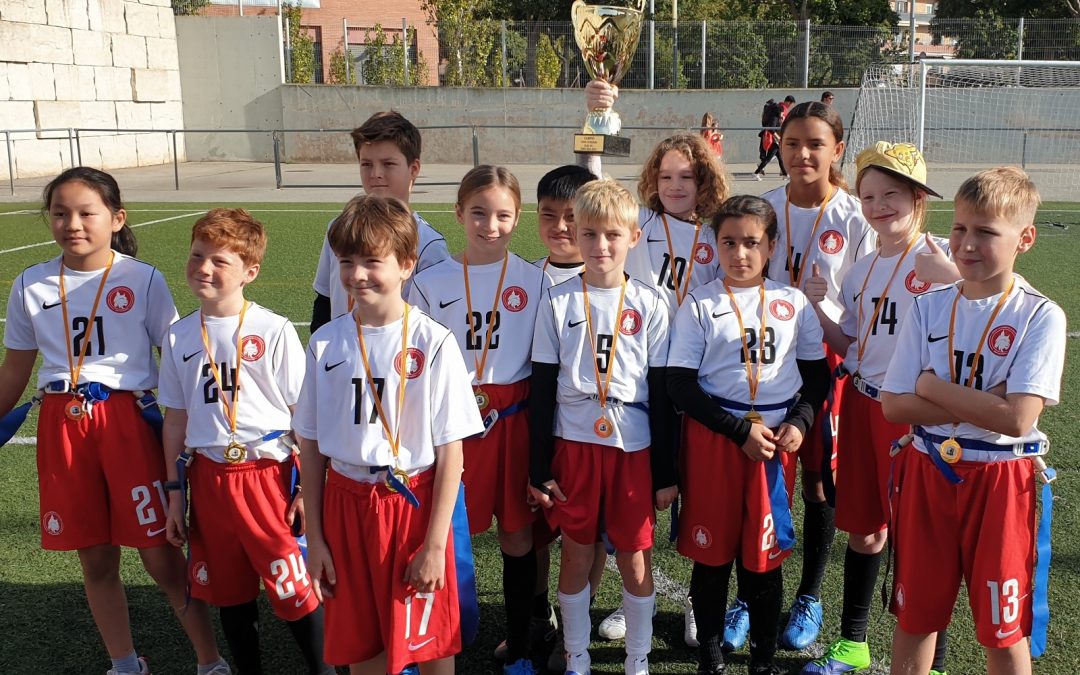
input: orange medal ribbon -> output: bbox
[356,304,410,482]
[200,300,250,463]
[723,280,768,422]
[660,213,702,307]
[582,276,627,438]
[784,185,836,289]
[59,251,115,419]
[854,236,919,369]
[463,252,508,410]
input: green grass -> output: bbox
[1,202,1078,674]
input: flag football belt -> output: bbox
[707,394,797,414]
[473,398,529,440]
[587,394,648,413]
[849,372,881,401]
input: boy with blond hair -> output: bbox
[529,180,676,675]
[160,208,332,674]
[882,167,1066,674]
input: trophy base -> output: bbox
[574,133,631,157]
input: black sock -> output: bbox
[931,627,949,671]
[741,564,782,667]
[532,591,552,620]
[690,561,732,670]
[797,496,836,599]
[503,549,538,662]
[219,600,262,675]
[840,546,882,642]
[286,605,332,675]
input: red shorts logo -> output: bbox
[395,347,426,379]
[502,286,528,312]
[42,511,63,536]
[818,230,845,255]
[193,561,210,586]
[106,286,134,313]
[691,525,712,549]
[618,309,643,336]
[693,243,715,265]
[894,582,906,610]
[988,325,1017,356]
[905,270,931,294]
[769,299,795,321]
[240,336,265,362]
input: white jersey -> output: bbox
[763,186,875,323]
[158,303,304,463]
[313,211,450,318]
[668,279,825,428]
[882,276,1066,457]
[625,207,722,320]
[4,253,177,390]
[408,255,550,386]
[535,257,584,286]
[838,235,950,388]
[532,276,669,452]
[293,308,484,482]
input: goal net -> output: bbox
[844,60,1080,200]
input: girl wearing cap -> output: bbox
[801,142,958,675]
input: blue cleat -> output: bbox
[801,638,870,673]
[504,658,538,675]
[396,665,419,675]
[721,599,750,652]
[781,595,824,650]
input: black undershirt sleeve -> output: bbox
[528,361,560,487]
[647,367,677,492]
[310,293,331,333]
[667,366,754,447]
[782,357,831,437]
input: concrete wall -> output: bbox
[277,86,858,167]
[0,0,185,180]
[175,16,283,162]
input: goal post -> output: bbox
[845,59,1080,200]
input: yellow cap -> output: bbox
[855,141,941,198]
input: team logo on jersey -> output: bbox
[691,525,712,549]
[42,511,63,536]
[618,309,643,336]
[106,286,134,313]
[904,270,931,294]
[988,325,1017,356]
[240,335,265,362]
[818,230,845,255]
[395,347,426,379]
[693,243,715,265]
[192,561,210,586]
[502,286,528,312]
[769,299,795,321]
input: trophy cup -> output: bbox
[571,0,645,157]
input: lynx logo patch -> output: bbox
[240,336,265,362]
[988,326,1017,357]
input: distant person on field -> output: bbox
[701,112,724,159]
[753,98,786,180]
[820,91,835,106]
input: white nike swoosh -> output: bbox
[768,548,785,560]
[294,589,313,607]
[995,626,1020,639]
[408,636,437,651]
[146,527,166,537]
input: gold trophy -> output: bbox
[572,0,645,157]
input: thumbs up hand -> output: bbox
[914,233,961,285]
[804,262,828,305]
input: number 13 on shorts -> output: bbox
[987,578,1020,631]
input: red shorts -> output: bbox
[462,381,535,535]
[322,468,461,670]
[187,458,318,620]
[677,417,797,571]
[36,393,168,550]
[531,516,561,549]
[890,448,1036,648]
[834,381,908,535]
[798,349,843,474]
[544,439,655,553]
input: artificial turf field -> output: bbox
[0,201,1078,675]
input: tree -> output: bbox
[931,0,1080,61]
[171,0,210,15]
[421,0,502,86]
[282,2,315,84]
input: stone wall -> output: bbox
[0,0,185,180]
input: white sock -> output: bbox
[558,583,592,657]
[622,587,655,659]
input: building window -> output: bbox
[897,1,909,14]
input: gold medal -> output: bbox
[582,276,627,444]
[475,388,490,410]
[939,437,962,464]
[64,398,84,420]
[594,416,614,438]
[744,409,763,424]
[385,466,412,493]
[224,440,247,464]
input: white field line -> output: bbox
[0,209,36,216]
[8,436,35,445]
[604,548,687,604]
[0,212,203,255]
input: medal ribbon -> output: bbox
[947,277,1015,388]
[582,276,627,417]
[356,304,410,468]
[784,185,836,288]
[462,252,508,385]
[855,236,919,368]
[660,213,701,307]
[60,251,115,389]
[723,281,768,410]
[199,300,249,440]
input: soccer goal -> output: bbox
[844,59,1080,200]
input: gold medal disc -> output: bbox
[224,441,247,464]
[594,416,614,438]
[744,409,764,424]
[386,467,412,493]
[939,438,963,464]
[64,398,84,420]
[475,388,490,411]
